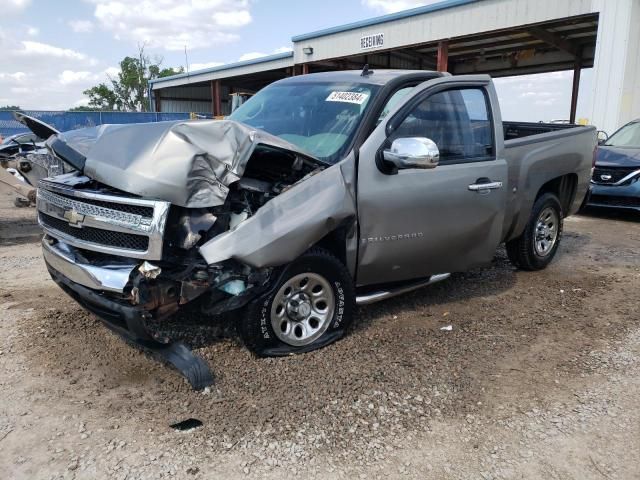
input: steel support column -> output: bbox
[570,49,582,124]
[437,40,449,72]
[211,80,221,116]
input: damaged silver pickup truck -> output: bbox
[37,70,596,388]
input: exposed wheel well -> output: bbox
[536,174,577,217]
[314,226,349,266]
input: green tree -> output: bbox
[0,105,21,110]
[81,45,183,112]
[80,83,119,111]
[68,105,105,112]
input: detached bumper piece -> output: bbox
[44,241,213,390]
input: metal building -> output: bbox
[148,0,640,134]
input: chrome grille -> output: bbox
[39,213,150,251]
[591,167,640,186]
[52,191,154,217]
[38,188,151,230]
[37,178,170,260]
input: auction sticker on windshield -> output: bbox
[326,91,369,105]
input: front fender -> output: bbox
[198,162,356,268]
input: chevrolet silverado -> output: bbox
[36,70,597,388]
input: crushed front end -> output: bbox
[36,153,320,388]
[37,174,219,388]
[35,119,355,389]
[36,172,285,389]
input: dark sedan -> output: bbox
[588,119,640,211]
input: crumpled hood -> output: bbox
[13,111,60,140]
[596,146,640,168]
[52,119,319,208]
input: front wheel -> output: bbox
[240,248,356,357]
[506,193,563,271]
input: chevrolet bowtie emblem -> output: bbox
[63,208,85,226]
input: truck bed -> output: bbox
[503,121,576,141]
[501,122,596,242]
[503,121,593,152]
[471,121,581,150]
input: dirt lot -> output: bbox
[1,183,639,480]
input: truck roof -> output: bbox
[276,69,445,86]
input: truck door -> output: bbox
[356,76,508,286]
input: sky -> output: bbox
[0,0,592,121]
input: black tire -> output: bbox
[506,193,563,271]
[240,247,356,357]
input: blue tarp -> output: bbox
[0,111,201,139]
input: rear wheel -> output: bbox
[240,248,355,356]
[506,193,563,271]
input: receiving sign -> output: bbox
[360,33,384,50]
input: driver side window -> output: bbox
[391,87,494,164]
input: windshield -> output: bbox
[604,121,640,147]
[229,81,379,163]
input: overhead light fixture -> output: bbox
[303,46,314,55]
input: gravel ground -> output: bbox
[0,184,639,479]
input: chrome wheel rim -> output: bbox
[270,272,335,347]
[534,206,559,257]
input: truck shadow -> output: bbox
[157,232,595,351]
[162,248,521,350]
[353,248,518,334]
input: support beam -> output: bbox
[154,92,161,113]
[452,43,546,61]
[302,64,309,75]
[437,40,449,72]
[312,59,383,70]
[211,80,221,116]
[398,48,438,68]
[529,27,578,57]
[389,50,421,67]
[392,49,436,69]
[570,48,583,124]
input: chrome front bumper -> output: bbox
[42,238,137,293]
[43,237,215,390]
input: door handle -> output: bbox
[468,181,503,192]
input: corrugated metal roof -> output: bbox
[149,51,294,85]
[291,0,482,42]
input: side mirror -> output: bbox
[383,137,439,170]
[597,130,609,145]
